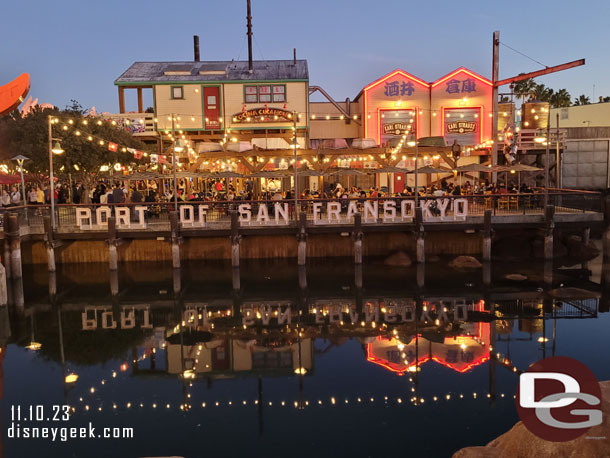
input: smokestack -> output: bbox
[293,48,296,65]
[246,0,253,72]
[193,35,200,62]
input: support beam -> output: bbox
[170,211,181,269]
[230,211,240,268]
[7,213,21,279]
[353,213,363,264]
[544,205,555,260]
[415,207,425,264]
[137,87,143,113]
[118,86,125,114]
[482,210,492,262]
[44,216,56,272]
[108,216,118,271]
[495,59,585,87]
[297,211,307,266]
[3,239,11,280]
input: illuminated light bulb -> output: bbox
[62,125,68,130]
[353,115,358,120]
[75,130,81,136]
[531,109,535,113]
[446,113,451,118]
[367,114,371,119]
[195,88,199,93]
[381,114,385,118]
[474,113,478,118]
[82,120,88,125]
[97,120,103,125]
[460,114,464,118]
[432,111,437,117]
[99,140,104,145]
[331,397,336,405]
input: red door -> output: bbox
[393,173,405,193]
[203,86,221,130]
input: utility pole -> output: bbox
[491,31,500,185]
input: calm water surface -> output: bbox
[1,253,608,458]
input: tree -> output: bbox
[0,104,150,201]
[550,88,571,108]
[573,94,591,106]
[531,83,554,103]
[512,78,537,104]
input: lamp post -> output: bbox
[173,138,184,212]
[11,155,29,205]
[407,133,418,208]
[48,116,64,229]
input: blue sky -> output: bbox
[1,0,608,112]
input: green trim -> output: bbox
[115,79,308,86]
[170,85,184,100]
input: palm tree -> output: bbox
[531,84,554,102]
[573,94,591,106]
[550,89,571,108]
[513,78,537,104]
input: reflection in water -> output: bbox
[0,257,607,457]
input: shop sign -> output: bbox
[382,122,411,136]
[446,121,477,134]
[383,80,415,97]
[232,107,293,123]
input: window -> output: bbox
[244,86,258,103]
[272,85,286,103]
[171,86,184,100]
[258,85,271,103]
[207,95,217,107]
[244,84,287,103]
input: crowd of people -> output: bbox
[0,175,538,209]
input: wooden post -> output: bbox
[137,87,143,113]
[7,213,21,279]
[0,264,7,306]
[354,264,362,290]
[298,265,307,291]
[118,86,125,114]
[3,239,11,280]
[297,211,307,266]
[416,263,425,289]
[110,269,119,296]
[482,210,492,261]
[583,227,591,246]
[230,211,240,268]
[415,207,425,264]
[232,267,241,291]
[108,216,118,271]
[173,268,181,295]
[43,216,56,272]
[353,213,363,264]
[170,211,181,269]
[544,205,555,260]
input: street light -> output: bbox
[11,154,29,206]
[407,133,418,209]
[48,116,64,230]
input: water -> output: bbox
[0,253,608,458]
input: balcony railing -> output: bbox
[101,113,157,137]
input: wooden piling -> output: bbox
[3,239,11,280]
[297,211,307,266]
[482,210,492,262]
[230,211,240,268]
[44,216,56,272]
[170,211,181,269]
[353,213,363,264]
[583,227,591,246]
[108,216,118,271]
[7,213,21,279]
[415,208,425,264]
[544,205,555,260]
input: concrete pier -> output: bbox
[230,211,240,268]
[353,213,363,265]
[170,211,181,269]
[297,212,307,266]
[7,213,22,279]
[107,216,119,271]
[544,206,555,260]
[482,210,492,262]
[415,208,425,264]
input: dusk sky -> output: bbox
[2,0,608,113]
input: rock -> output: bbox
[565,235,600,261]
[384,251,412,266]
[532,237,568,259]
[505,273,527,281]
[449,256,482,269]
[453,381,610,458]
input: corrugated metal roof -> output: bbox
[115,60,308,84]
